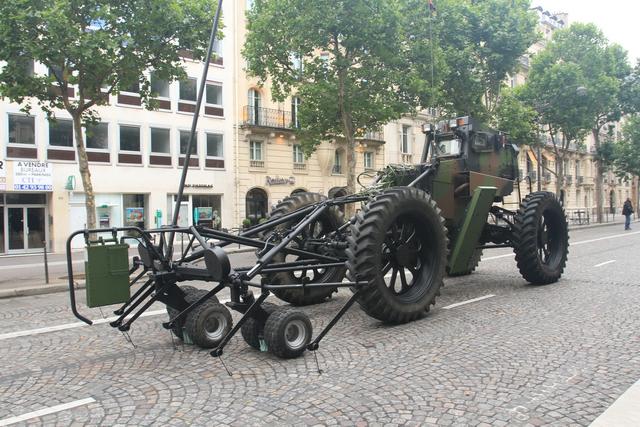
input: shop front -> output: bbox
[0,193,48,253]
[167,193,223,229]
[0,160,52,254]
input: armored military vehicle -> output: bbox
[65,0,568,359]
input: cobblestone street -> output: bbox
[1,225,639,426]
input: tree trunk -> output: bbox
[72,116,97,230]
[592,128,604,223]
[555,154,563,197]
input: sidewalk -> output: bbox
[0,218,637,300]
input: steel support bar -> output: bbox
[307,288,363,351]
[246,205,329,280]
[262,281,360,290]
[210,292,270,357]
[110,281,156,328]
[113,276,152,316]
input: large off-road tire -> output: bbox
[166,286,219,340]
[347,187,448,324]
[447,248,483,277]
[264,308,312,359]
[513,191,569,284]
[266,192,345,306]
[183,301,232,349]
[240,302,278,350]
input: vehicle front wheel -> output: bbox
[513,191,569,284]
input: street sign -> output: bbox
[12,161,53,191]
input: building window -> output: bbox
[179,130,198,155]
[290,52,303,75]
[293,144,305,170]
[122,82,140,94]
[246,188,268,225]
[204,82,223,116]
[86,123,109,150]
[49,119,74,147]
[364,151,374,169]
[401,125,411,154]
[250,140,264,167]
[119,125,141,152]
[213,39,223,63]
[248,89,261,125]
[150,128,171,154]
[333,149,343,174]
[205,83,223,106]
[206,133,224,158]
[150,73,170,98]
[291,96,301,128]
[179,78,197,102]
[48,65,64,82]
[8,114,35,145]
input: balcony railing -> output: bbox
[332,164,343,174]
[250,160,265,168]
[577,176,584,185]
[401,153,413,164]
[293,162,306,171]
[564,175,573,185]
[359,131,385,142]
[242,106,297,129]
[543,173,552,183]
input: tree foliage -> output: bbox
[0,0,218,228]
[244,0,423,196]
[422,0,538,120]
[614,115,640,177]
[493,87,539,147]
[521,23,634,202]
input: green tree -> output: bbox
[0,0,218,229]
[244,0,423,198]
[528,23,633,222]
[494,87,539,147]
[415,0,538,120]
[522,59,592,196]
[615,115,640,178]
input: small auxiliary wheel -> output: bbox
[513,191,569,284]
[240,302,277,350]
[166,286,219,340]
[263,308,312,358]
[184,300,232,349]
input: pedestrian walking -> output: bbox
[622,198,634,230]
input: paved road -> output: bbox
[0,226,639,426]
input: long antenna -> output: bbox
[168,0,224,253]
[428,1,435,114]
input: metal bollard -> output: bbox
[43,240,50,284]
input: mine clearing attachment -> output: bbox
[65,0,569,362]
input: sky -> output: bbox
[531,0,640,64]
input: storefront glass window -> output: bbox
[123,194,146,228]
[193,195,222,229]
[246,188,268,225]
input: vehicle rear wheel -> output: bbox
[264,308,312,358]
[184,301,232,349]
[347,187,448,324]
[266,192,345,306]
[240,302,278,350]
[166,286,219,340]
[513,191,569,284]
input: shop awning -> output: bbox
[526,150,538,166]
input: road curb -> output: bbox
[568,218,639,231]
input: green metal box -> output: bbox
[85,243,131,308]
